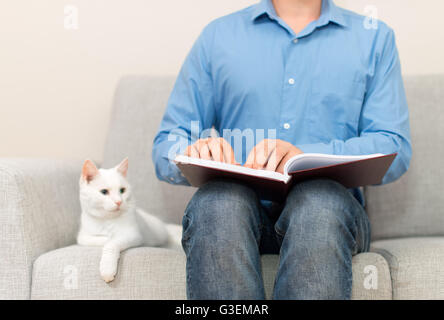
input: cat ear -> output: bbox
[81,159,99,183]
[116,157,129,177]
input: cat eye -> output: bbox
[100,189,109,195]
[120,188,126,194]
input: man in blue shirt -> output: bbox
[153,0,411,299]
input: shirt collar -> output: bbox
[250,0,278,21]
[251,0,347,27]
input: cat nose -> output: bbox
[115,200,122,207]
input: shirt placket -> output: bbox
[279,36,303,142]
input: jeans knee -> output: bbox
[182,179,261,243]
[194,179,258,203]
[276,208,343,242]
[275,179,360,246]
[287,179,354,211]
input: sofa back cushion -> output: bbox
[366,75,444,240]
[102,76,195,224]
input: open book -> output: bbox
[175,153,397,201]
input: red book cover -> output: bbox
[175,153,397,201]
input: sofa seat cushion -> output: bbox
[371,237,444,299]
[31,245,187,300]
[350,252,392,299]
[31,245,391,300]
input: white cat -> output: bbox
[77,158,182,283]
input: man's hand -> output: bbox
[244,139,303,174]
[184,137,238,164]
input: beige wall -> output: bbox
[1,0,443,162]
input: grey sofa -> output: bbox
[1,75,443,300]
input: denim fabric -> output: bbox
[182,179,371,300]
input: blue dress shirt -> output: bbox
[152,0,412,200]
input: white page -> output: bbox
[175,155,290,183]
[283,153,385,174]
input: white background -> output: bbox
[0,0,442,161]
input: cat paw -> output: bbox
[100,270,116,283]
[100,261,118,283]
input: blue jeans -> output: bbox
[181,179,371,300]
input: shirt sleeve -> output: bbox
[152,26,217,185]
[297,28,412,185]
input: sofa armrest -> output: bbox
[0,158,83,299]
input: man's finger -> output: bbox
[191,143,200,158]
[185,145,192,156]
[245,143,265,169]
[185,144,200,158]
[254,142,268,169]
[252,140,276,169]
[244,145,258,168]
[208,138,223,162]
[265,147,285,172]
[198,140,212,160]
[220,138,237,164]
[276,152,294,174]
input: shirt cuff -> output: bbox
[166,160,190,186]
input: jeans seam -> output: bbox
[181,213,192,242]
[274,224,285,238]
[353,208,371,254]
[185,254,193,299]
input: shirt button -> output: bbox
[293,39,298,44]
[288,78,295,85]
[283,123,291,130]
